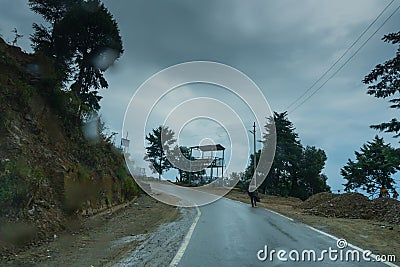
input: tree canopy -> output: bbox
[144,126,176,179]
[29,0,123,118]
[341,135,400,197]
[29,0,78,25]
[363,31,400,139]
[243,112,330,200]
[299,146,329,196]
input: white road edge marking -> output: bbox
[169,206,201,267]
[265,208,294,221]
[306,225,398,267]
[265,208,397,267]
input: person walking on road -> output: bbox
[247,190,257,207]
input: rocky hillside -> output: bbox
[0,38,138,255]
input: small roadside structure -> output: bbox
[188,144,225,185]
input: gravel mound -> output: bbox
[298,192,337,209]
[371,198,400,225]
[301,192,400,224]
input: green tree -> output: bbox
[144,126,176,180]
[260,112,302,196]
[363,31,400,138]
[29,0,77,25]
[341,136,400,196]
[29,0,123,118]
[297,146,330,199]
[29,0,80,75]
[247,112,330,200]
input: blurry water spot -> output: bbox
[27,63,40,75]
[0,222,38,247]
[92,48,119,71]
[82,114,100,143]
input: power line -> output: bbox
[289,3,400,113]
[286,0,395,111]
[285,0,398,113]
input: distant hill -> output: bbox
[0,38,139,255]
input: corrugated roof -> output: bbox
[190,144,225,151]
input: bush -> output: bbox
[0,113,4,131]
[15,80,33,107]
[121,176,139,201]
[0,173,17,204]
[116,165,127,181]
[0,159,30,208]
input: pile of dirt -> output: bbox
[297,192,338,209]
[371,198,400,225]
[301,192,400,224]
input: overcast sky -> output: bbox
[1,0,399,192]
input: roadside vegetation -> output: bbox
[0,0,139,255]
[236,112,330,200]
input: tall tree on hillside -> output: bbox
[29,0,78,25]
[144,126,176,180]
[260,112,302,196]
[298,146,330,199]
[363,31,400,139]
[30,0,80,72]
[29,0,79,83]
[341,136,400,196]
[29,0,123,118]
[246,112,330,200]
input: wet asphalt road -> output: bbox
[176,197,391,267]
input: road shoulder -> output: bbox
[1,195,185,266]
[225,190,400,265]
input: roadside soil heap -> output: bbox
[300,192,400,225]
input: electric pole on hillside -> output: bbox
[249,122,257,191]
[121,132,130,154]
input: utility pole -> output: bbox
[249,122,256,190]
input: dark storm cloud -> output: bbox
[102,0,400,189]
[1,0,399,189]
[103,0,399,108]
[104,0,388,68]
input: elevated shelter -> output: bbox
[188,144,225,185]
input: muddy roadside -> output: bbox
[4,188,399,266]
[0,194,196,267]
[225,189,400,264]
